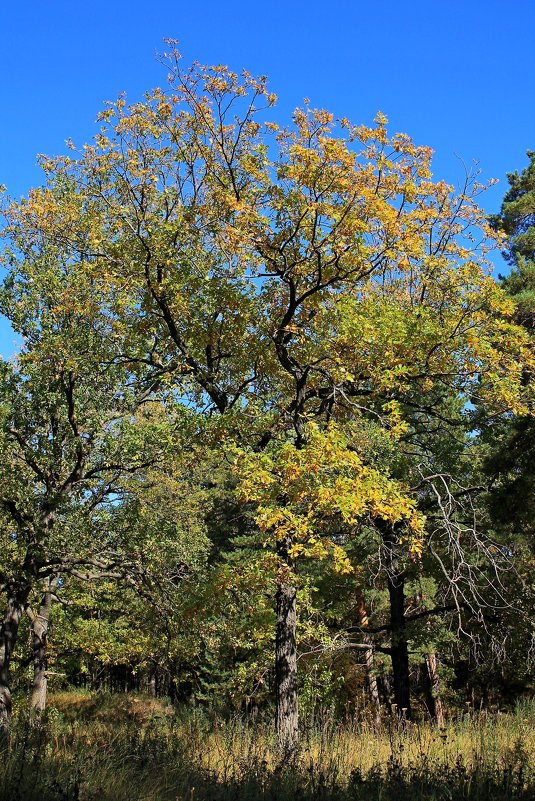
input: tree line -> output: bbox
[0,47,533,752]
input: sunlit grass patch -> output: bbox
[0,692,533,800]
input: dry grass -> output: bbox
[1,691,533,801]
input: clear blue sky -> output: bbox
[1,0,534,355]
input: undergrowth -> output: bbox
[0,692,533,801]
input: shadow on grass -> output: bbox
[0,706,532,801]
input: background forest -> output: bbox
[0,43,533,801]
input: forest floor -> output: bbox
[1,690,533,801]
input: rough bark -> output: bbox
[29,584,55,714]
[383,526,411,719]
[423,652,445,727]
[379,672,393,712]
[0,592,25,739]
[275,537,298,753]
[355,589,381,721]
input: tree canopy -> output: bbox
[0,49,533,749]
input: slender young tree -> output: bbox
[0,334,171,730]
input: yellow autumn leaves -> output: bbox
[2,52,533,588]
[234,422,425,575]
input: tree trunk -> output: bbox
[383,527,411,719]
[355,589,381,721]
[147,654,160,698]
[0,593,24,739]
[379,671,393,712]
[148,662,157,697]
[389,629,411,718]
[275,537,298,753]
[29,585,55,715]
[423,652,445,727]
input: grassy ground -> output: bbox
[1,691,533,801]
